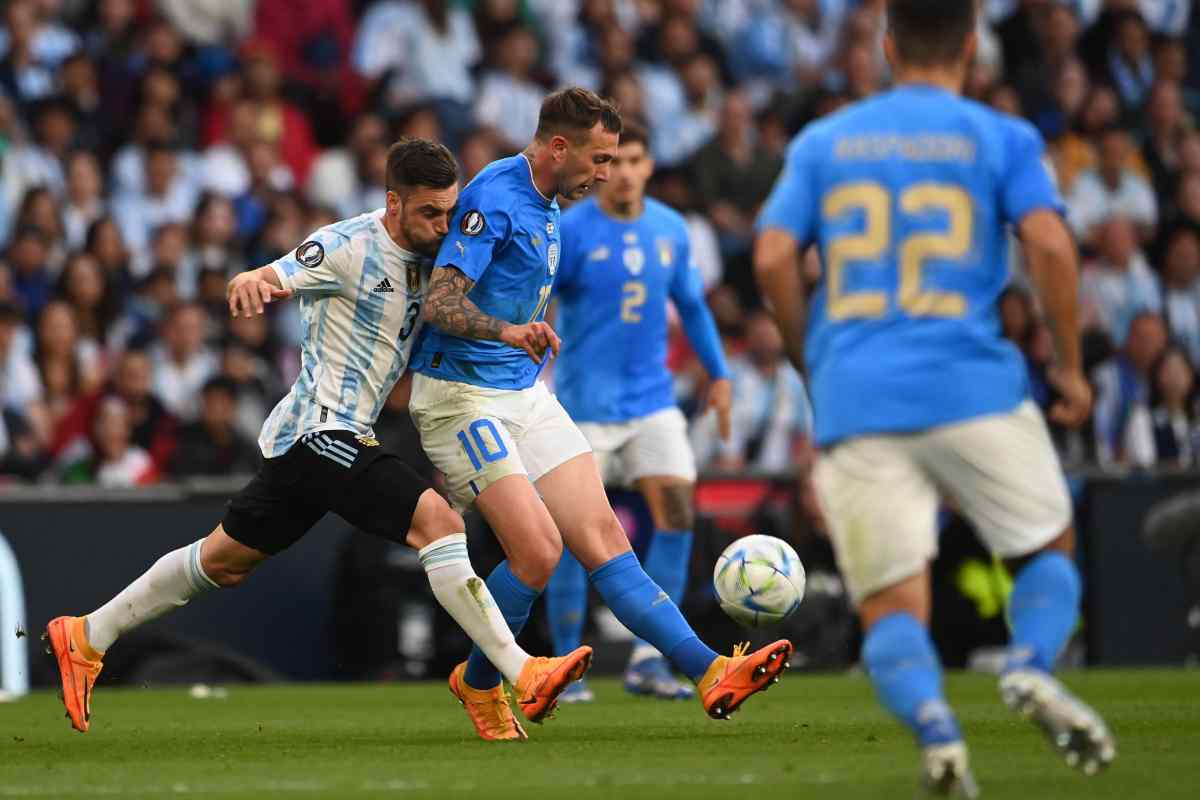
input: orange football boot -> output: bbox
[448,662,528,741]
[513,646,593,723]
[44,616,104,733]
[698,639,793,720]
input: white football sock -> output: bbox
[86,539,219,653]
[419,533,530,685]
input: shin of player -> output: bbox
[410,89,791,738]
[754,0,1113,790]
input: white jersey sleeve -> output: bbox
[270,230,354,296]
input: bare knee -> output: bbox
[570,513,630,571]
[406,489,466,550]
[200,529,266,588]
[509,533,563,589]
[658,483,695,530]
[1004,525,1075,575]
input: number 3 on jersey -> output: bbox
[822,181,972,320]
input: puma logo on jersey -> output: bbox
[589,246,610,261]
[372,278,395,293]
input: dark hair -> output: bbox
[202,375,239,398]
[887,0,976,67]
[385,138,458,193]
[617,119,649,151]
[1149,344,1196,411]
[535,87,622,142]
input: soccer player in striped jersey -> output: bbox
[44,139,590,739]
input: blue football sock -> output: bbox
[1006,551,1081,674]
[463,560,539,690]
[545,550,588,656]
[589,551,718,681]
[632,529,693,654]
[863,612,962,747]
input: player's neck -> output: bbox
[382,211,413,253]
[598,193,643,221]
[892,67,965,96]
[520,146,558,201]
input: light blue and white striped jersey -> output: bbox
[258,210,428,458]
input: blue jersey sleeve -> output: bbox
[670,229,730,380]
[1000,119,1065,225]
[756,134,819,244]
[434,185,512,281]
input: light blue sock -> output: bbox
[545,550,588,657]
[589,551,718,681]
[463,560,539,690]
[862,612,963,746]
[632,529,693,655]
[1005,551,1081,674]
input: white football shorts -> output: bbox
[812,400,1072,605]
[409,374,591,510]
[576,406,697,487]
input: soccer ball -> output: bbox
[713,535,806,628]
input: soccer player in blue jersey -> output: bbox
[755,1,1115,794]
[410,88,791,741]
[43,140,588,734]
[546,121,732,702]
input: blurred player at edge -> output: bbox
[408,88,791,741]
[754,1,1115,795]
[44,140,590,740]
[546,120,733,703]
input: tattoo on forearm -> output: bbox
[424,267,507,341]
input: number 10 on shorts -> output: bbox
[457,419,509,471]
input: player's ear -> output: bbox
[961,30,978,71]
[882,32,897,70]
[386,189,403,217]
[550,134,570,163]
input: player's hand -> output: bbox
[500,321,561,364]
[706,378,733,441]
[1048,367,1093,428]
[228,272,292,318]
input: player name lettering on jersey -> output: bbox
[835,134,977,163]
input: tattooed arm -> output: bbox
[423,265,506,340]
[423,266,562,363]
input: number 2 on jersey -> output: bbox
[822,181,972,320]
[621,281,646,323]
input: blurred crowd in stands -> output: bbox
[0,0,1197,487]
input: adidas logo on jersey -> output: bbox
[373,278,395,294]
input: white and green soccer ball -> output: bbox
[713,535,806,628]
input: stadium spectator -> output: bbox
[55,251,115,354]
[352,0,481,145]
[1080,216,1161,346]
[16,185,67,272]
[689,90,784,262]
[1142,80,1190,200]
[1067,128,1158,244]
[653,51,720,167]
[61,395,158,486]
[167,376,259,478]
[691,312,811,473]
[1160,226,1200,364]
[84,216,133,302]
[1105,9,1156,110]
[111,143,200,266]
[150,303,218,423]
[474,26,545,151]
[35,299,102,416]
[0,0,60,110]
[8,225,54,320]
[0,299,43,423]
[61,150,106,251]
[1125,345,1198,468]
[1093,311,1169,466]
[306,113,388,217]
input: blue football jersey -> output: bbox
[410,155,561,389]
[757,85,1064,447]
[554,197,729,422]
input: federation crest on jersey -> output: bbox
[460,210,486,236]
[295,240,324,268]
[623,247,645,275]
[656,238,674,267]
[355,434,380,447]
[548,241,560,274]
[407,264,420,293]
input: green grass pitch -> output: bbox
[1,670,1198,799]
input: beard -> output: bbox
[404,224,444,257]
